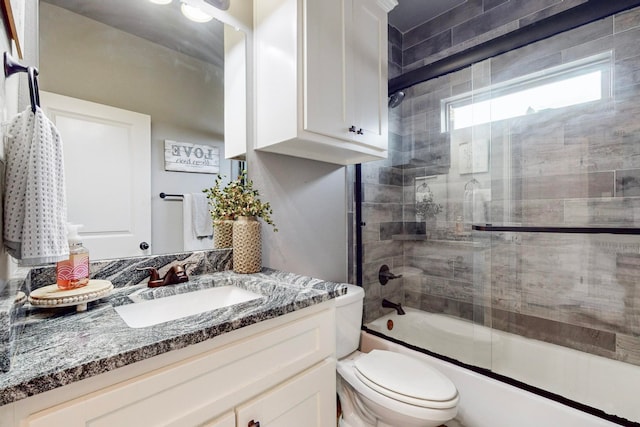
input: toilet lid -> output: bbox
[354,350,458,407]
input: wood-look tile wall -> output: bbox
[353,3,640,369]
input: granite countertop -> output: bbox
[0,267,346,406]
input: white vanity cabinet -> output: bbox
[2,304,335,427]
[255,0,396,165]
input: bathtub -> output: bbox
[364,308,639,426]
[366,308,494,369]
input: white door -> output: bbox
[40,92,151,260]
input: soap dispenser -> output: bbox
[56,223,90,290]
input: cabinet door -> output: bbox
[350,0,388,150]
[303,0,351,142]
[236,360,336,427]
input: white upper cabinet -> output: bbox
[255,0,397,165]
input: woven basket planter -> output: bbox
[232,216,261,273]
[213,219,234,249]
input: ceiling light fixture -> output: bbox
[148,0,172,5]
[180,1,214,23]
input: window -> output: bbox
[443,53,612,131]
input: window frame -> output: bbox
[441,52,613,132]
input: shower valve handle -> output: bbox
[379,264,403,285]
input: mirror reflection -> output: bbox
[39,0,239,259]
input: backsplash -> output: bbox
[26,249,233,291]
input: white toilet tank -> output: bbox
[335,284,365,359]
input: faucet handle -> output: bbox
[180,261,196,270]
[136,267,163,287]
[378,265,403,285]
[136,267,159,280]
[172,264,188,281]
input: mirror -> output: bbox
[38,0,245,258]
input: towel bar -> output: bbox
[160,192,184,199]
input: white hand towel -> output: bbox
[191,192,213,238]
[182,193,213,251]
[3,106,69,265]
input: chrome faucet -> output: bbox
[382,298,406,315]
[137,264,190,288]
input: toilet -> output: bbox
[336,284,459,427]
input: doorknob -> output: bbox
[139,241,149,250]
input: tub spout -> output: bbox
[382,298,406,315]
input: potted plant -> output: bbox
[204,170,277,273]
[203,174,235,249]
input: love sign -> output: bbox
[164,140,220,174]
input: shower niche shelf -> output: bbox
[391,234,429,241]
[391,234,486,248]
[472,224,640,235]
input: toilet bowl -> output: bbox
[336,285,459,427]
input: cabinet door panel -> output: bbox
[303,0,350,141]
[236,360,336,427]
[352,0,388,149]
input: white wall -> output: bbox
[248,152,348,283]
[0,0,36,283]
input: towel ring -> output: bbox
[4,52,40,113]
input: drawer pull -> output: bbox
[356,128,363,135]
[248,420,261,427]
[348,125,357,133]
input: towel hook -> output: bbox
[4,52,40,113]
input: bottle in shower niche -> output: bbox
[56,224,90,290]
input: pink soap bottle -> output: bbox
[56,224,90,290]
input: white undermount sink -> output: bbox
[114,285,263,328]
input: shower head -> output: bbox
[388,91,405,108]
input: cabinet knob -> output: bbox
[248,421,261,427]
[348,125,357,133]
[356,128,364,135]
